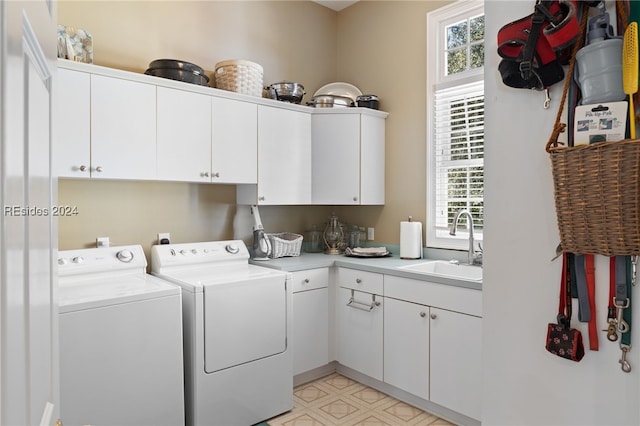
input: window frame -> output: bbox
[426,0,485,251]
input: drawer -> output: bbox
[384,275,482,317]
[291,268,329,293]
[337,267,383,294]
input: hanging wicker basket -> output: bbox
[547,140,640,255]
[546,8,640,256]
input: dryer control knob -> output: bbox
[58,258,68,265]
[225,244,239,254]
[72,256,84,264]
[116,249,134,263]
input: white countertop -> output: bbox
[250,252,482,291]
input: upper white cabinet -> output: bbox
[237,105,311,205]
[55,60,385,204]
[54,68,91,178]
[91,74,157,180]
[312,111,386,205]
[157,86,212,182]
[211,97,257,184]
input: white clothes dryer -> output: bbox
[151,240,292,426]
[58,245,185,426]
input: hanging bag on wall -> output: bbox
[546,3,640,256]
[546,253,585,362]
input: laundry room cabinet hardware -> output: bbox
[346,289,380,312]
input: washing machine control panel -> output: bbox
[58,245,147,276]
[152,240,250,269]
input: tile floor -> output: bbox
[266,373,454,426]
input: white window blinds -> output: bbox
[433,81,484,235]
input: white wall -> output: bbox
[483,2,640,425]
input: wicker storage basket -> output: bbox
[547,140,640,256]
[545,12,640,256]
[214,59,263,97]
[267,232,303,259]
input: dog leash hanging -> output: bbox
[614,255,632,372]
[605,256,619,342]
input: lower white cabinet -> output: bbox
[383,297,430,401]
[383,274,482,421]
[429,307,482,420]
[291,268,329,375]
[336,286,383,381]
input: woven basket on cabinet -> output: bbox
[214,59,263,97]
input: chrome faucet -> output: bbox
[450,209,482,266]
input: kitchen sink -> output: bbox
[398,260,482,282]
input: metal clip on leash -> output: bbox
[619,343,632,373]
[544,87,551,109]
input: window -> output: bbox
[426,0,484,250]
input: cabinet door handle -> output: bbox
[420,311,427,318]
[95,166,103,173]
[304,278,310,283]
[258,196,265,201]
[346,289,379,312]
[212,172,220,178]
[200,172,209,178]
[353,196,358,202]
[79,165,87,172]
[431,313,437,320]
[355,278,362,284]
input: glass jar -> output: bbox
[304,225,323,253]
[347,225,361,248]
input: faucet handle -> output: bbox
[477,242,483,253]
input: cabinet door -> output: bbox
[336,287,383,380]
[360,114,385,205]
[430,308,482,420]
[54,68,91,178]
[293,287,329,375]
[383,297,429,400]
[91,74,156,180]
[211,97,257,184]
[253,105,311,204]
[157,87,211,182]
[311,114,360,204]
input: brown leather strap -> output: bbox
[546,8,589,152]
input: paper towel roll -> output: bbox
[400,220,422,259]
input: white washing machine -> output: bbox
[58,245,185,426]
[151,240,292,426]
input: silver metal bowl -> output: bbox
[265,81,306,103]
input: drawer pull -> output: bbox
[356,278,362,284]
[346,289,379,312]
[304,278,310,283]
[420,311,427,318]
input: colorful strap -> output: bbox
[585,254,598,350]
